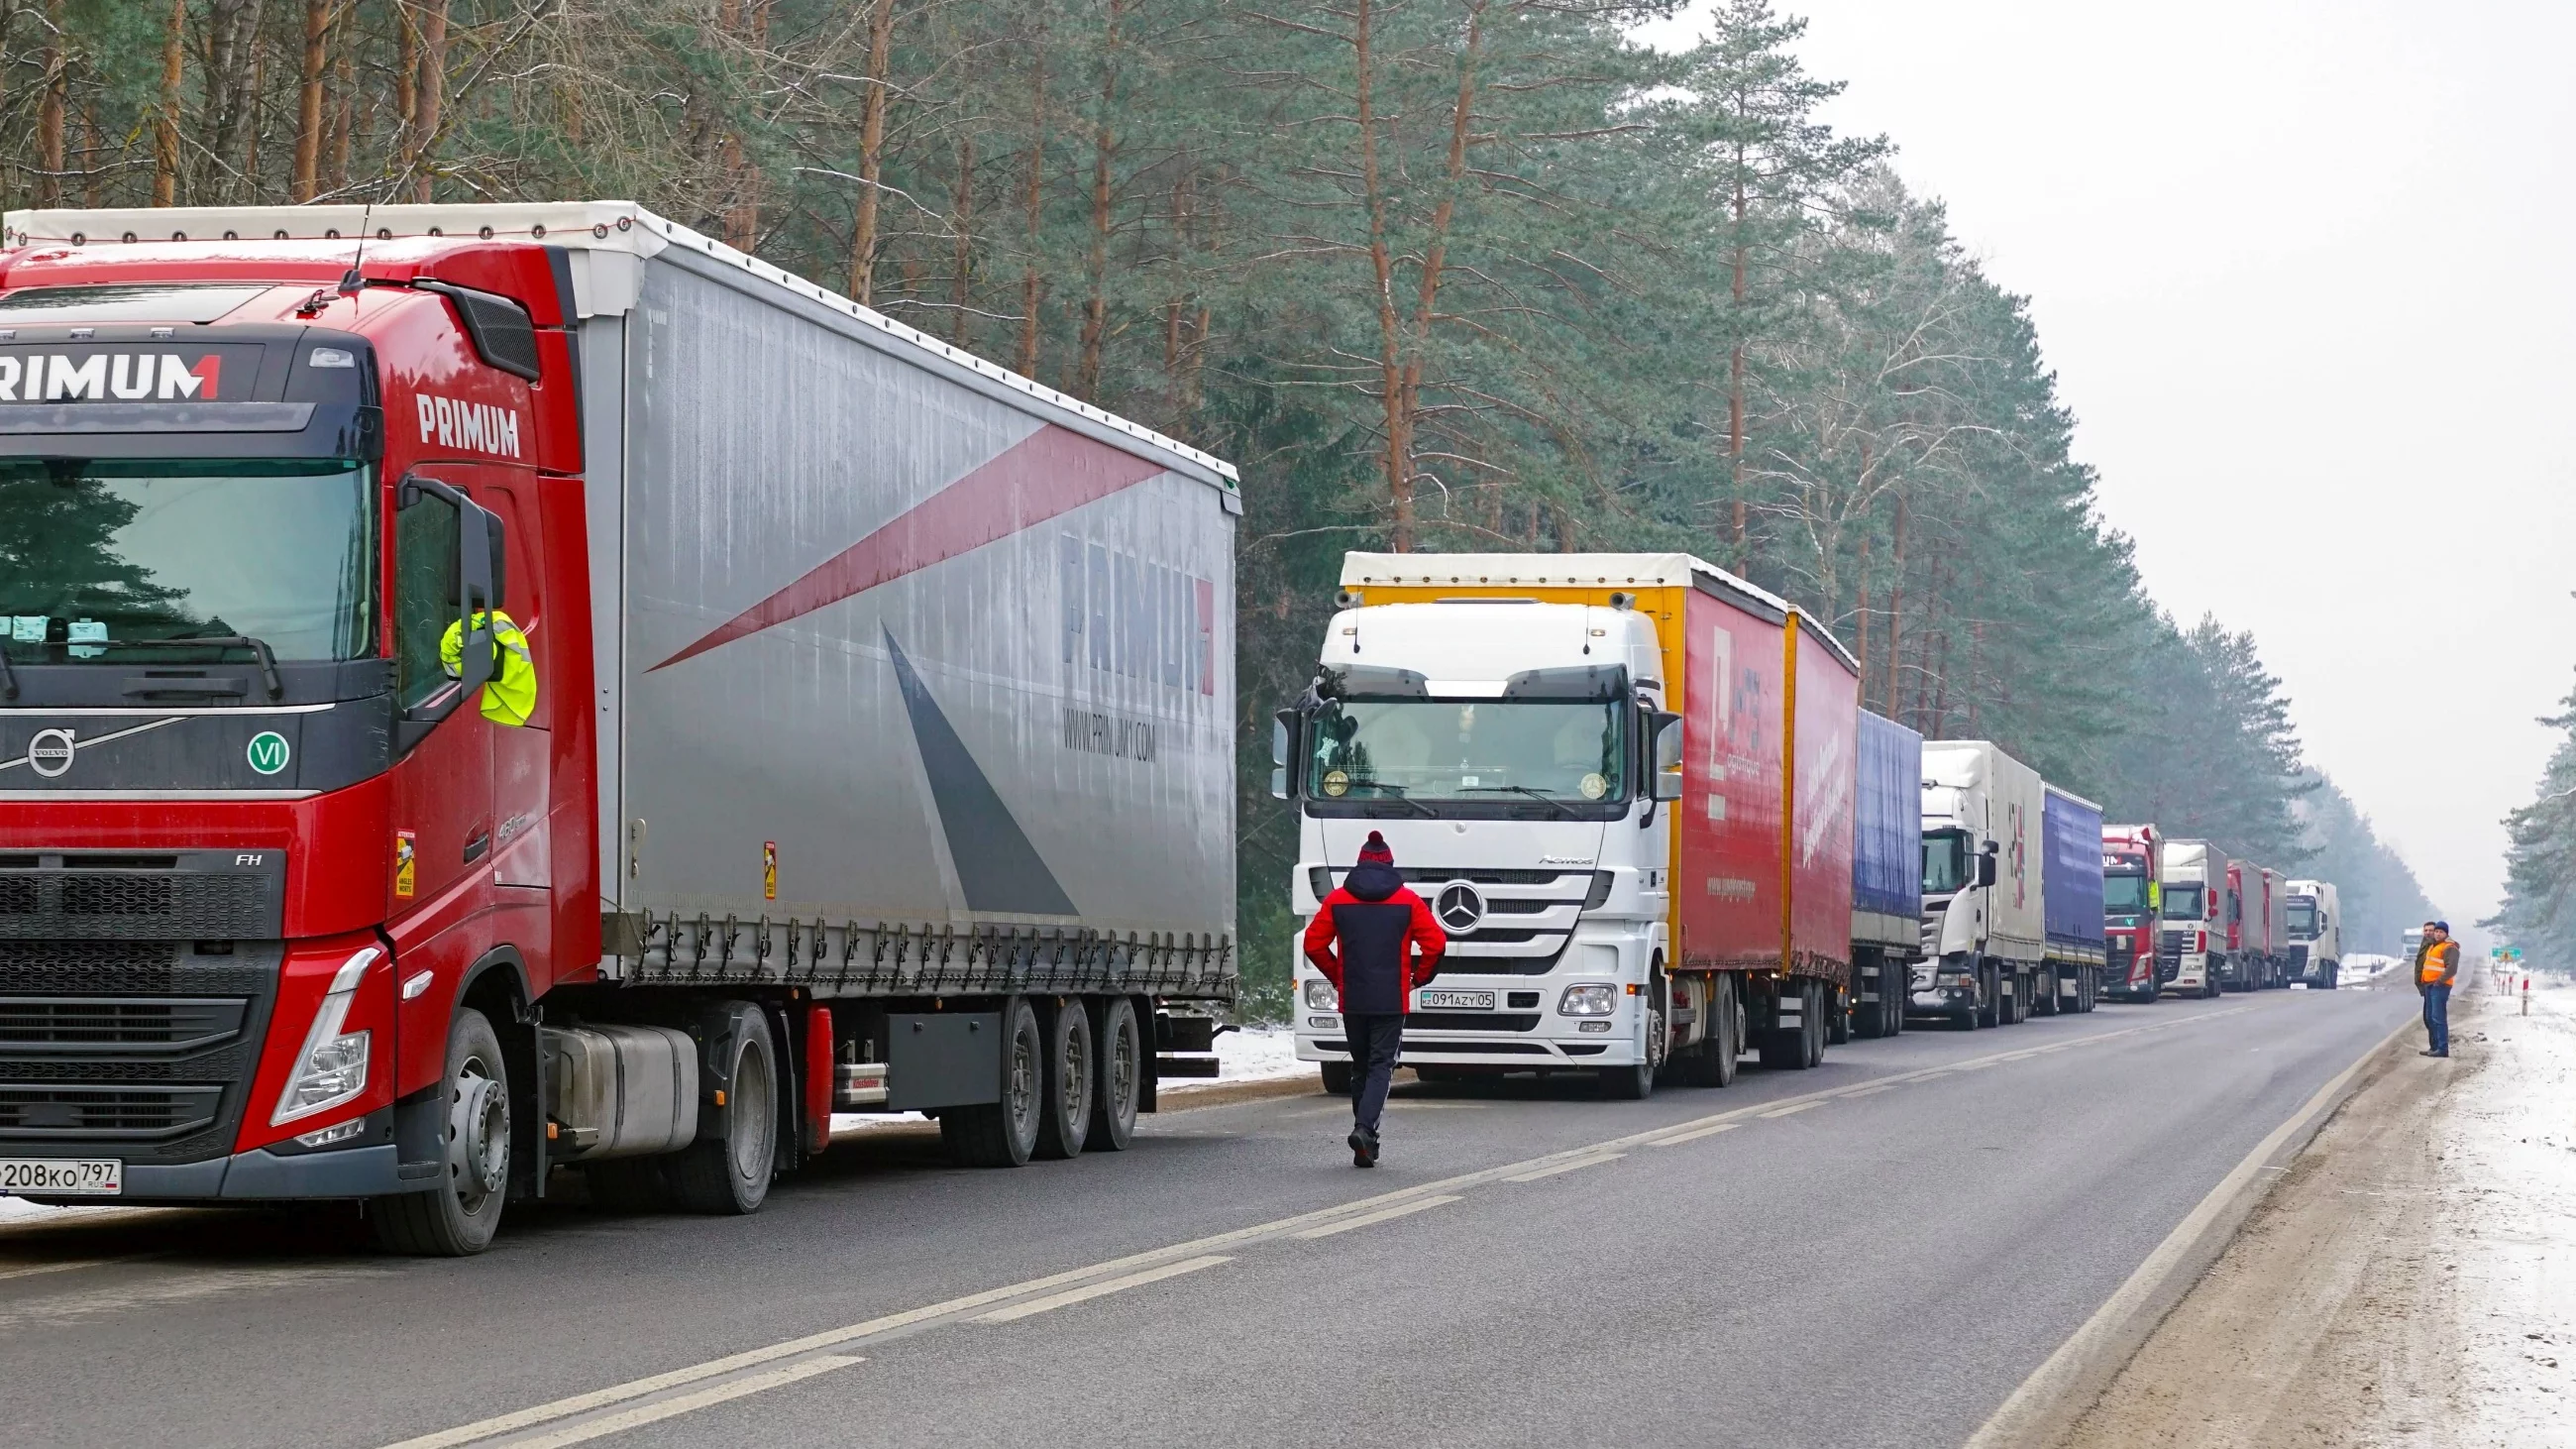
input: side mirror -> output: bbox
[1650,711,1684,801]
[397,472,501,698]
[1270,708,1299,802]
[1976,846,1998,888]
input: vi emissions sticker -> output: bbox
[246,730,292,776]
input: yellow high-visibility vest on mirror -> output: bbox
[440,610,537,726]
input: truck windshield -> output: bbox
[1922,830,1973,894]
[2105,870,2151,917]
[0,458,376,663]
[2287,899,2318,938]
[1305,698,1625,803]
[2163,883,2205,921]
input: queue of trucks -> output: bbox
[0,201,2346,1254]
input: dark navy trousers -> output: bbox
[1343,1012,1405,1132]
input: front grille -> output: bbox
[1482,899,1555,915]
[2290,945,2310,968]
[1396,868,1573,886]
[0,997,247,1054]
[1449,928,1548,946]
[0,939,281,1163]
[0,1084,225,1138]
[1405,1012,1542,1033]
[0,852,283,941]
[2159,929,2189,958]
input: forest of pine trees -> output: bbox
[0,0,2437,1007]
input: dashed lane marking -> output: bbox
[1294,1196,1463,1239]
[1505,1154,1625,1182]
[975,1256,1233,1323]
[1649,1122,1743,1146]
[373,1000,2269,1449]
[1758,1101,1825,1119]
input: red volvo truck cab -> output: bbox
[0,237,590,1223]
[0,204,1241,1251]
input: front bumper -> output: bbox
[8,1140,422,1205]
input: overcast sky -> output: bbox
[1643,0,2576,946]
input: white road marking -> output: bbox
[1294,1196,1464,1239]
[504,1357,861,1449]
[1758,1101,1824,1119]
[1505,1154,1624,1182]
[1837,1084,1896,1098]
[1649,1122,1743,1146]
[374,1004,2264,1449]
[975,1256,1232,1323]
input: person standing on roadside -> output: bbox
[1303,831,1447,1168]
[2417,920,2461,1058]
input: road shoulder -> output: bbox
[2057,985,2576,1448]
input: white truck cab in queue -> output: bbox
[1282,597,1671,1091]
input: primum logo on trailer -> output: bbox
[0,352,220,400]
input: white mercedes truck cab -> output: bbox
[1278,596,1676,1097]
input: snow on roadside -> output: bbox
[2425,980,2576,1440]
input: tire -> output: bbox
[1319,1060,1353,1095]
[1674,973,1739,1087]
[372,1006,510,1256]
[1034,997,1094,1161]
[669,1002,778,1214]
[2139,975,2161,1005]
[1087,997,1142,1152]
[2322,964,2340,991]
[1828,984,1853,1045]
[2034,965,2061,1018]
[1760,980,1823,1069]
[945,996,1042,1168]
[1415,1066,1475,1085]
[1978,962,2001,1029]
[1600,967,1664,1100]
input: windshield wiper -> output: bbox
[69,635,284,701]
[1461,785,1584,820]
[1351,784,1435,818]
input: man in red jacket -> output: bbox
[1304,831,1447,1167]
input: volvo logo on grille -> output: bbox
[1435,881,1486,932]
[27,726,75,777]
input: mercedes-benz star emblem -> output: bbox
[1436,881,1486,933]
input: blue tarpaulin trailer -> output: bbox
[1848,710,1924,1036]
[2042,784,2106,1011]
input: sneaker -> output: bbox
[1348,1128,1373,1169]
[2419,1049,2442,1057]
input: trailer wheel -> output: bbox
[945,997,1043,1168]
[371,1007,509,1257]
[670,1003,778,1213]
[1034,998,1094,1160]
[1599,967,1664,1100]
[1080,997,1140,1152]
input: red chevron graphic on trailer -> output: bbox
[651,423,1165,671]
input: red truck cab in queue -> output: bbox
[0,235,593,1198]
[2099,824,2162,1002]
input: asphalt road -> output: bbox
[1,981,2416,1449]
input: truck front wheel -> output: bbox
[1319,1060,1353,1096]
[1599,968,1664,1100]
[372,1007,509,1257]
[1977,962,2001,1028]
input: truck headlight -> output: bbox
[271,947,378,1126]
[1558,983,1617,1017]
[1303,979,1340,1011]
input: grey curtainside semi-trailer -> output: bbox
[0,201,1237,1253]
